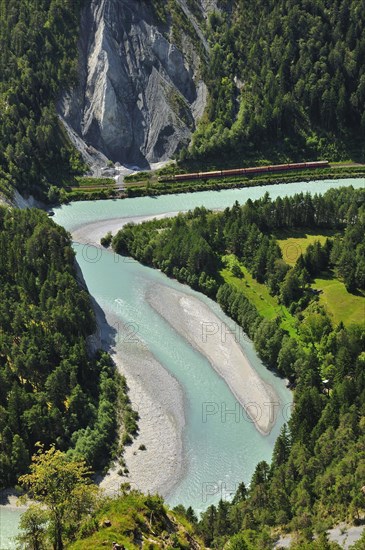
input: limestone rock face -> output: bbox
[59,0,210,168]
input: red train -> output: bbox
[160,160,329,183]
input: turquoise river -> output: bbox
[1,178,363,549]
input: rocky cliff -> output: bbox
[59,0,214,169]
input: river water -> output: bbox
[1,178,363,548]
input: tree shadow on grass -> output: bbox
[274,227,342,239]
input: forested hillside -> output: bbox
[111,187,365,540]
[0,0,85,200]
[187,0,365,165]
[2,0,365,201]
[0,208,124,487]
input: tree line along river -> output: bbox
[1,178,363,549]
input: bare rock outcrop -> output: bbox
[59,0,211,168]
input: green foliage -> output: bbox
[74,177,115,188]
[19,446,99,550]
[151,0,206,59]
[100,232,112,248]
[64,188,119,202]
[119,375,139,441]
[330,217,365,291]
[112,208,220,297]
[289,534,343,549]
[313,275,365,326]
[124,171,152,183]
[1,0,365,200]
[225,533,249,549]
[187,0,365,164]
[68,489,203,549]
[0,0,85,198]
[16,504,49,550]
[0,207,122,486]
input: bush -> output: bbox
[231,263,243,278]
[101,232,113,248]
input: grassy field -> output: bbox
[313,274,365,326]
[61,176,121,202]
[275,230,364,326]
[220,255,298,338]
[274,228,341,266]
[221,244,364,335]
[73,176,115,188]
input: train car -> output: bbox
[222,168,246,176]
[162,160,329,184]
[244,166,258,174]
[269,164,289,172]
[174,172,200,181]
[304,161,329,169]
[243,167,260,175]
[200,170,222,179]
[255,165,270,173]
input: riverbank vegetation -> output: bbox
[111,186,365,540]
[18,446,203,550]
[57,165,365,203]
[17,446,204,550]
[18,446,99,550]
[118,164,365,200]
[0,208,135,488]
[63,177,119,202]
[51,164,365,203]
[69,490,204,550]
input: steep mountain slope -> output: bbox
[0,0,212,200]
[189,0,365,165]
[59,0,211,168]
[0,0,85,199]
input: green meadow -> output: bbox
[274,228,340,266]
[313,274,365,326]
[220,255,298,338]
